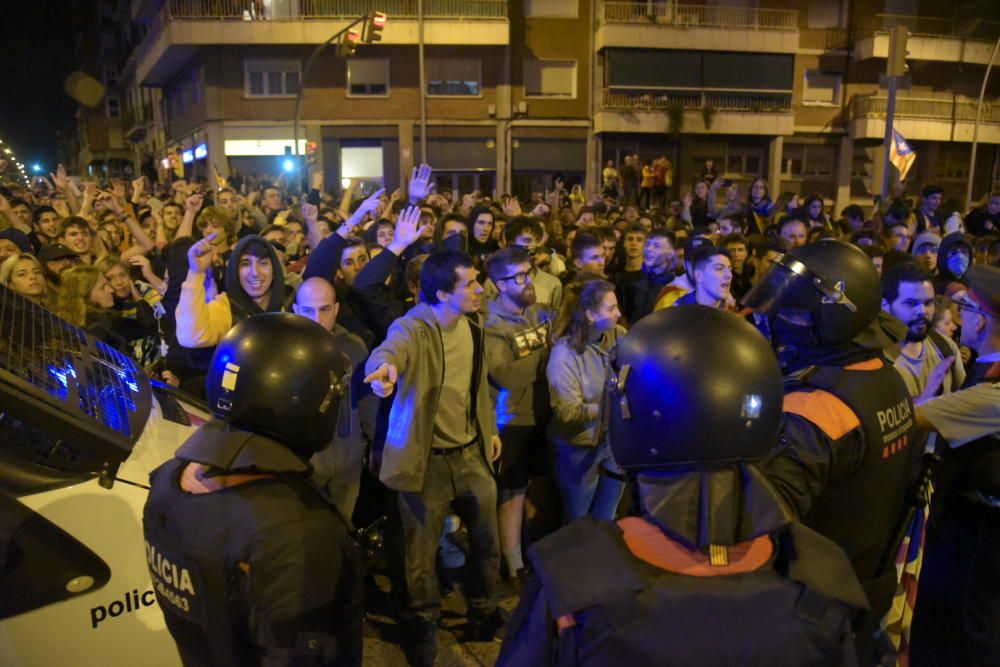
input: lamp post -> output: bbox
[966,35,1000,210]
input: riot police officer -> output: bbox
[498,306,868,666]
[742,240,916,662]
[143,313,363,667]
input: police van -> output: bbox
[0,285,201,666]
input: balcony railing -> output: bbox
[852,96,1000,124]
[602,87,793,113]
[858,13,1000,42]
[168,0,508,19]
[602,2,797,30]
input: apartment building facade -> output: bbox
[114,0,999,209]
[69,0,138,178]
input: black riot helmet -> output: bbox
[741,239,881,346]
[206,313,352,457]
[608,306,783,469]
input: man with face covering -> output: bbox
[742,240,916,664]
[498,307,868,665]
[934,231,974,294]
[143,314,363,667]
[175,233,285,350]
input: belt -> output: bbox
[431,440,477,456]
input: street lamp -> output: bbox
[966,35,1000,209]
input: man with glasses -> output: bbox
[484,248,555,590]
[501,218,563,310]
[911,264,1000,666]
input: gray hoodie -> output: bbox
[546,326,625,448]
[365,302,499,492]
[484,298,556,428]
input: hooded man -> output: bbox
[175,233,285,350]
[934,231,974,294]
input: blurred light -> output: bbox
[32,164,42,173]
[224,139,306,156]
[181,149,194,164]
[341,178,351,189]
[282,159,295,173]
[3,148,10,154]
[194,143,207,159]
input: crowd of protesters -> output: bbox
[3,156,999,666]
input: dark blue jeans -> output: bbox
[397,445,500,623]
[552,440,624,523]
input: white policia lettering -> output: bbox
[145,540,196,596]
[876,399,912,433]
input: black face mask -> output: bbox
[771,315,817,372]
[442,233,467,254]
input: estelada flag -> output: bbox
[890,129,916,182]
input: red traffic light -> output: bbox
[338,28,361,57]
[366,11,387,42]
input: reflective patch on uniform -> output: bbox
[144,539,207,625]
[221,363,240,391]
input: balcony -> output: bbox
[850,95,1000,144]
[135,0,509,86]
[853,14,1000,66]
[595,86,794,135]
[597,2,799,54]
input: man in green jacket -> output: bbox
[364,250,503,667]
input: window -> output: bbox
[724,147,762,175]
[347,59,389,96]
[933,146,970,181]
[244,60,301,98]
[106,96,121,119]
[524,59,576,98]
[803,70,841,106]
[426,58,481,97]
[807,0,844,28]
[524,0,578,18]
[104,68,118,89]
[782,145,835,177]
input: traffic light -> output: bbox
[887,25,909,77]
[338,29,361,57]
[365,11,387,43]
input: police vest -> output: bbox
[786,361,916,610]
[527,517,865,667]
[142,458,363,667]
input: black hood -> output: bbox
[936,231,973,281]
[225,234,285,318]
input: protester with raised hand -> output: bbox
[304,186,384,282]
[352,205,431,342]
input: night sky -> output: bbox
[0,0,80,173]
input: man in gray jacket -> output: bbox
[292,276,375,519]
[484,248,555,585]
[364,250,503,667]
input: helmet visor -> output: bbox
[741,253,858,316]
